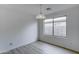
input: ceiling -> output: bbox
[0,4,78,16]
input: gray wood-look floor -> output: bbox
[3,41,76,54]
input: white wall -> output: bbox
[39,5,79,52]
[0,6,37,53]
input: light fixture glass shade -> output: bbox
[36,14,46,20]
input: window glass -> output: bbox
[43,19,53,35]
[54,16,66,37]
[43,16,66,37]
[54,22,66,36]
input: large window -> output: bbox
[43,16,66,37]
[43,19,53,35]
[54,16,66,37]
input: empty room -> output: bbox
[0,4,79,54]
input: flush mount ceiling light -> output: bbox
[36,4,46,20]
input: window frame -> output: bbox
[53,16,67,38]
[43,16,67,38]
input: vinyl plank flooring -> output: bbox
[3,41,76,54]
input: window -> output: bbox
[54,16,66,37]
[43,16,66,37]
[43,19,53,35]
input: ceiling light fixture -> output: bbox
[46,7,51,11]
[36,4,46,20]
